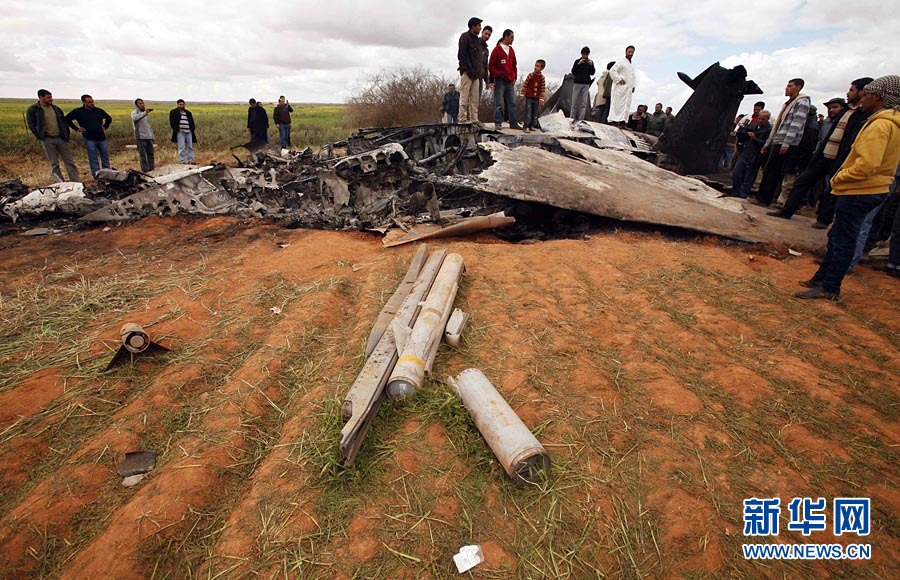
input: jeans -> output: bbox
[177,131,194,163]
[278,124,291,148]
[493,77,517,127]
[137,139,154,172]
[524,98,540,129]
[730,155,759,198]
[84,139,110,178]
[811,193,889,293]
[720,148,734,171]
[41,137,79,182]
[571,84,591,121]
[446,113,458,124]
[851,197,888,267]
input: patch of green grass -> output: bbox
[0,99,351,159]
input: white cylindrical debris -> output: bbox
[387,253,464,397]
[448,368,550,484]
[443,308,470,348]
[120,323,150,353]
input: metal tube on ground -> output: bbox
[120,323,150,353]
[387,253,464,398]
[447,368,551,485]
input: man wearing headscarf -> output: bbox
[797,75,900,299]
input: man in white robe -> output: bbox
[608,45,636,125]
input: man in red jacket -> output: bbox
[489,29,520,130]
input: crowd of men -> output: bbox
[26,91,296,177]
[453,18,675,132]
[23,27,900,299]
[718,75,900,295]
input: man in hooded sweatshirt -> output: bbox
[797,75,900,299]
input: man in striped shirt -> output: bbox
[755,78,811,206]
[168,99,197,164]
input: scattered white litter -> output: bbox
[453,545,484,573]
[270,306,282,315]
[788,248,803,257]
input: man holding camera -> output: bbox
[571,47,595,122]
[131,99,155,172]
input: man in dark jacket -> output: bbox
[479,26,493,99]
[457,17,484,124]
[647,103,667,136]
[730,110,772,198]
[814,77,874,227]
[570,46,595,122]
[273,96,294,148]
[25,89,79,182]
[247,99,269,143]
[169,100,197,164]
[441,84,460,124]
[66,94,113,178]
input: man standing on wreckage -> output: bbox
[608,45,636,127]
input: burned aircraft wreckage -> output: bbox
[2,64,823,249]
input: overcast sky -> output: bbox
[2,0,897,116]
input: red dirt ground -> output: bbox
[0,216,897,578]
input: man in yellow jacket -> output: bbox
[797,75,900,299]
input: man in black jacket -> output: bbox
[441,84,460,124]
[814,77,873,227]
[169,99,197,164]
[457,17,484,124]
[730,110,772,198]
[571,46,595,121]
[247,99,269,143]
[66,94,113,178]
[25,89,79,182]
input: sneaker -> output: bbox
[799,279,822,288]
[494,123,502,130]
[766,210,792,219]
[795,287,840,300]
[811,222,829,229]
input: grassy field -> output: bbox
[0,99,351,185]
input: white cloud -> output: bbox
[0,0,896,116]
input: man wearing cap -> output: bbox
[457,17,485,124]
[571,47,596,122]
[769,97,848,219]
[797,75,900,299]
[441,83,460,124]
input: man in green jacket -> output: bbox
[25,89,79,182]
